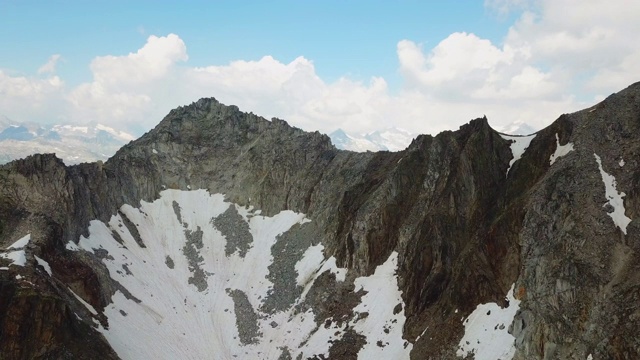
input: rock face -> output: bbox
[1,82,640,359]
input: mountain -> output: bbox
[0,120,135,165]
[1,82,640,359]
[329,128,416,152]
[499,121,538,136]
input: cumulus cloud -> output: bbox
[394,32,569,131]
[505,0,640,93]
[67,34,187,126]
[89,34,187,86]
[0,70,64,123]
[1,2,639,137]
[0,71,62,98]
[398,33,515,90]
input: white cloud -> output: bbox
[587,50,640,92]
[89,33,187,86]
[66,34,187,125]
[394,31,570,131]
[1,2,639,137]
[37,54,62,75]
[0,70,65,123]
[484,0,533,16]
[505,0,640,86]
[399,33,515,90]
[0,71,62,98]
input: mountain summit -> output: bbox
[1,82,640,359]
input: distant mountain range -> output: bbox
[497,121,538,136]
[329,128,416,152]
[0,117,134,165]
[0,114,537,164]
[328,122,538,153]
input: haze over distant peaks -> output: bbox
[329,127,416,152]
[0,117,135,165]
[498,121,538,136]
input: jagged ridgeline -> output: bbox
[1,82,640,359]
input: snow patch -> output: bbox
[65,241,80,251]
[69,288,98,315]
[549,133,574,165]
[56,125,88,133]
[457,284,521,360]
[594,153,632,234]
[500,134,536,175]
[352,252,412,358]
[415,326,429,342]
[35,255,52,276]
[295,244,327,286]
[96,123,136,141]
[0,234,29,267]
[0,250,26,267]
[7,234,30,249]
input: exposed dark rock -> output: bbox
[213,205,254,258]
[182,226,207,291]
[261,221,319,314]
[227,288,262,345]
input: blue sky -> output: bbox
[1,1,513,85]
[1,0,638,135]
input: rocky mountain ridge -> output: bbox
[0,81,639,359]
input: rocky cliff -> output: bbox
[1,82,639,359]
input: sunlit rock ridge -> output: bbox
[1,81,640,359]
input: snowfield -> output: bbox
[457,284,521,360]
[594,153,632,234]
[67,189,412,359]
[0,234,30,268]
[500,134,536,175]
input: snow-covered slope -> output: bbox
[500,133,537,175]
[329,128,415,152]
[456,285,521,360]
[66,189,412,359]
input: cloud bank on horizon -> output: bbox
[1,0,639,136]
